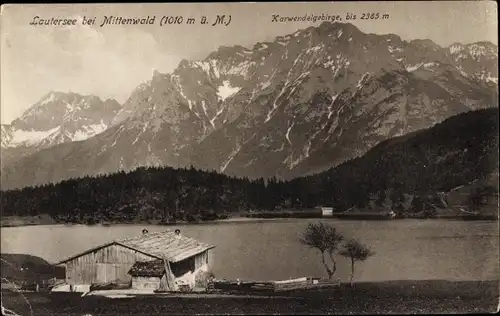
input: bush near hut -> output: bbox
[194,270,215,289]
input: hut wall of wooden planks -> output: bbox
[62,244,155,285]
[131,276,164,289]
[55,230,216,290]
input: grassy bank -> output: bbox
[2,280,498,315]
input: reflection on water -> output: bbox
[1,219,498,282]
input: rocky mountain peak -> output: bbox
[446,41,498,84]
[1,22,498,189]
[206,45,250,61]
[152,69,162,77]
[410,39,442,50]
[11,91,120,131]
[1,92,122,166]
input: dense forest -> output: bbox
[1,108,498,224]
[289,107,499,212]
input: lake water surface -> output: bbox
[1,219,498,282]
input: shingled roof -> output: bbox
[55,230,215,265]
[117,230,215,262]
[128,260,165,277]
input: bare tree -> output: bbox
[339,239,374,286]
[300,222,344,280]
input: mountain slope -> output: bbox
[448,41,498,84]
[1,92,121,167]
[1,109,497,223]
[1,124,13,148]
[288,107,499,212]
[1,22,497,189]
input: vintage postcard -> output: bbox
[0,2,498,315]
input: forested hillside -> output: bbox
[1,108,497,224]
[287,107,499,214]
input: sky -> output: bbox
[1,2,498,124]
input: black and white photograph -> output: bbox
[0,2,498,315]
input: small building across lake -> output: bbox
[55,230,215,292]
[319,207,333,217]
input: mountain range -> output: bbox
[1,22,498,189]
[1,92,120,168]
[2,108,497,223]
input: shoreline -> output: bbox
[1,213,498,228]
[0,216,300,228]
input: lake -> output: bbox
[1,219,498,282]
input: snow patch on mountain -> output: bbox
[210,107,225,128]
[71,121,108,141]
[40,92,56,105]
[225,60,255,78]
[388,46,403,54]
[173,78,193,110]
[8,127,61,147]
[132,122,149,145]
[406,63,424,72]
[221,145,242,172]
[357,73,371,88]
[464,44,496,60]
[3,92,121,155]
[193,60,221,79]
[201,100,210,121]
[259,80,272,91]
[258,43,268,51]
[486,76,498,84]
[327,94,339,119]
[449,44,461,55]
[111,126,125,147]
[306,44,324,54]
[217,80,241,101]
[423,62,438,69]
[1,125,13,148]
[456,65,469,77]
[475,70,498,83]
[449,42,498,62]
[285,121,295,145]
[323,54,351,76]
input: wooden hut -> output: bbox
[55,230,215,291]
[319,207,333,217]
